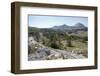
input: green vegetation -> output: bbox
[28,26,88,57]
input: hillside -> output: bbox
[28,23,88,60]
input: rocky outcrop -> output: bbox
[28,36,86,61]
[28,47,85,61]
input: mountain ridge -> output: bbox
[29,22,88,33]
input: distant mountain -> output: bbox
[52,23,87,32]
[73,23,86,28]
[53,24,69,29]
[28,22,87,36]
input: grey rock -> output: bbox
[28,47,86,61]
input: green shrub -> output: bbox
[50,42,59,49]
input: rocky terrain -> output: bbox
[28,23,88,60]
[28,36,86,61]
[28,47,85,61]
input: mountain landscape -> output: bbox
[52,23,87,31]
[28,22,88,60]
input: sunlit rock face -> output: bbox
[28,36,37,45]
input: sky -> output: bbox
[28,15,88,28]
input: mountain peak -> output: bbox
[74,22,85,27]
[62,24,68,26]
[53,24,69,29]
[51,22,87,32]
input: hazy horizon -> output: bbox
[28,15,88,28]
